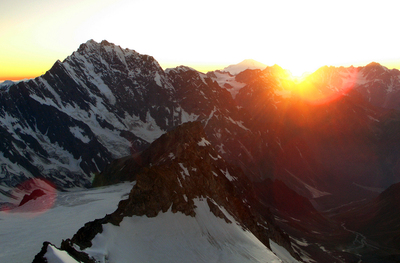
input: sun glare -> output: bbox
[284,63,321,81]
[287,66,360,106]
[287,71,309,83]
[289,69,308,79]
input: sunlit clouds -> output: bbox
[1,0,400,81]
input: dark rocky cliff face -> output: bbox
[0,40,179,194]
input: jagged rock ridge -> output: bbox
[34,122,300,262]
[0,39,179,198]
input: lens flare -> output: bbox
[2,178,57,217]
[288,67,360,105]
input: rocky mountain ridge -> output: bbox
[1,40,400,206]
[33,122,301,262]
[222,59,268,75]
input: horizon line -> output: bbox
[2,61,400,82]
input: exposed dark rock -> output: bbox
[60,239,96,263]
[32,241,96,263]
[66,122,300,260]
[32,242,51,263]
[206,198,232,224]
[70,216,110,250]
[19,189,46,206]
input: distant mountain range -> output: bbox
[2,40,400,262]
[221,59,268,75]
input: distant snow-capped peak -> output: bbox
[222,59,268,75]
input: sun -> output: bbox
[287,68,315,83]
[288,68,308,79]
[284,64,360,106]
[282,61,322,81]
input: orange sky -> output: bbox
[1,0,400,81]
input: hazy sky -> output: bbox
[1,0,400,80]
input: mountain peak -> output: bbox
[241,58,266,65]
[222,59,267,75]
[76,39,128,58]
[363,61,391,72]
[78,39,100,51]
[360,61,391,79]
[83,39,113,47]
[365,61,383,68]
[100,39,112,46]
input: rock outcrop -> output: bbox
[36,122,299,262]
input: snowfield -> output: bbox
[0,182,134,263]
[79,199,297,263]
[1,183,299,263]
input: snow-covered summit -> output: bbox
[165,65,197,74]
[222,59,268,75]
[0,40,179,199]
[0,80,15,90]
